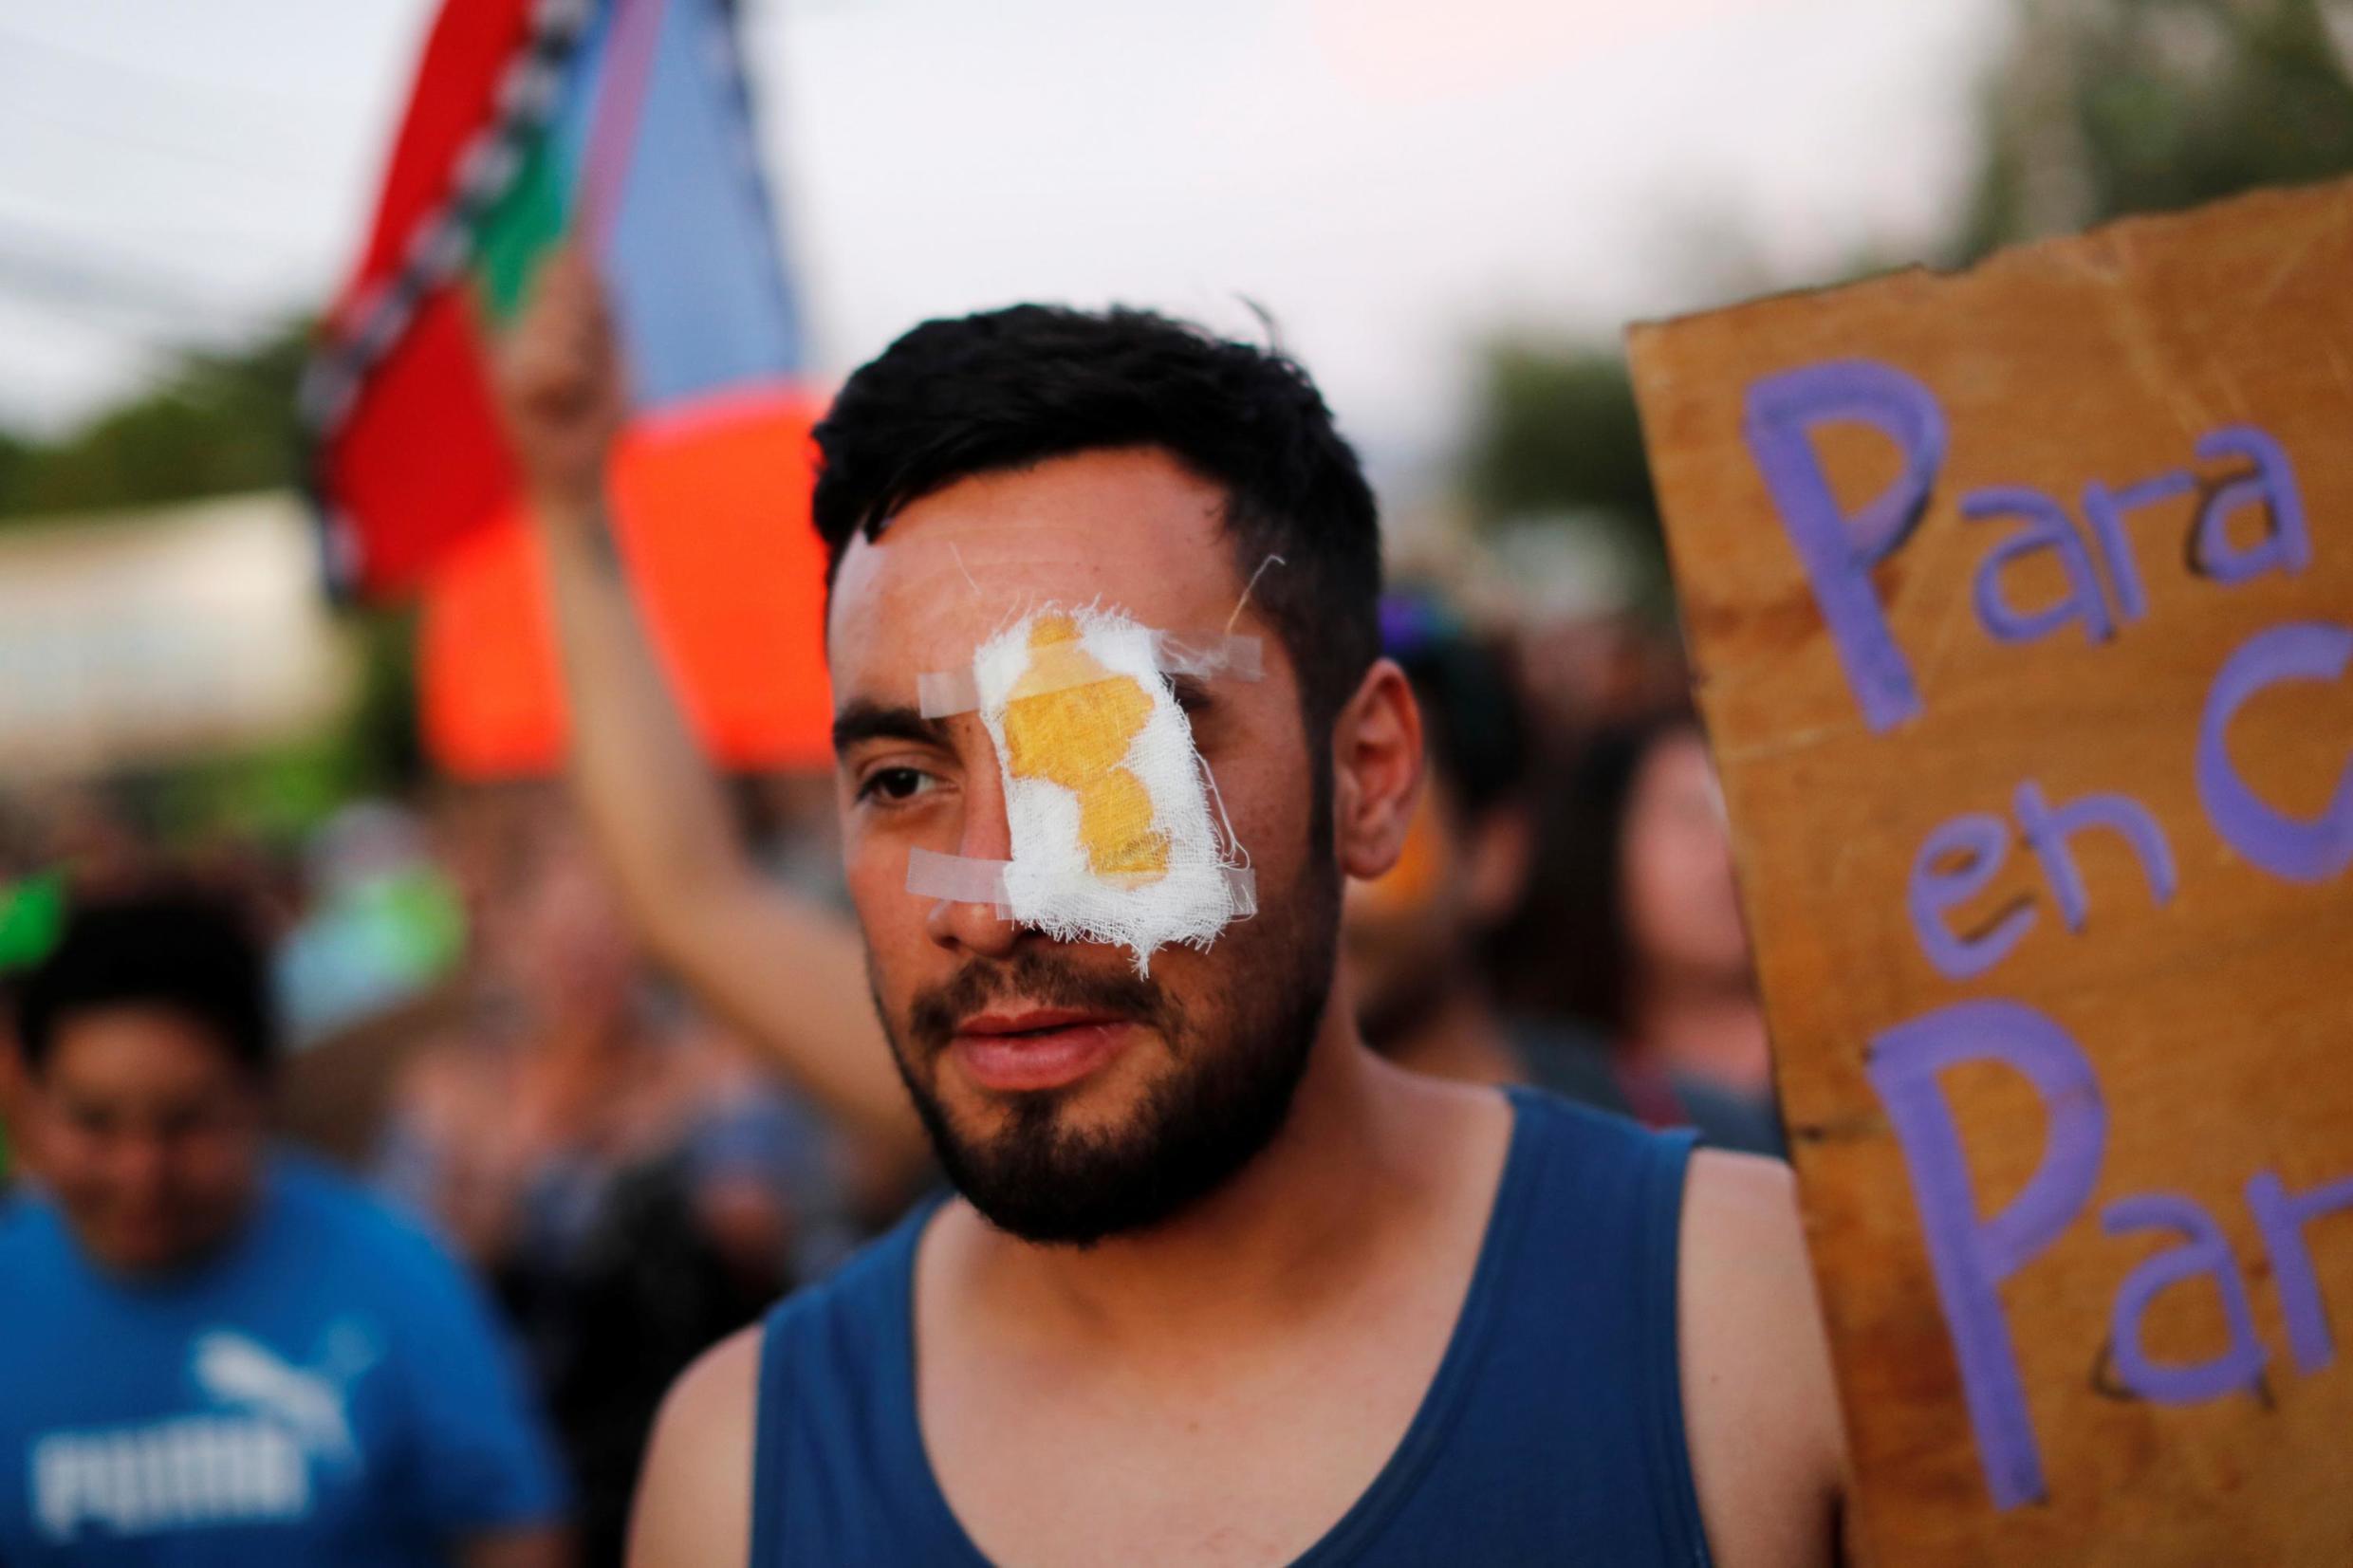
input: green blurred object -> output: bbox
[0,870,65,973]
[0,869,55,1190]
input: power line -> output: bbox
[0,217,292,341]
[0,26,344,184]
[0,18,346,125]
[0,98,339,188]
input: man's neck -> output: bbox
[1378,985,1526,1090]
[927,1015,1510,1368]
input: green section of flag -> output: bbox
[473,130,573,324]
[0,870,65,973]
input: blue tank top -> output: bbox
[750,1087,1714,1564]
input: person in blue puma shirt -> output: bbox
[0,889,570,1567]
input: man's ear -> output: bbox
[1331,659,1423,882]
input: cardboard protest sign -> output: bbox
[1627,181,2353,1565]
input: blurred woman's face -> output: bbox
[467,821,638,1025]
[508,845,635,1014]
[1619,729,1751,987]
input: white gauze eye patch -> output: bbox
[906,603,1253,973]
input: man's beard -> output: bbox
[880,860,1339,1247]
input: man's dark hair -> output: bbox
[1380,588,1527,822]
[811,304,1383,737]
[16,890,275,1078]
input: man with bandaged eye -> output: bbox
[500,248,1852,1568]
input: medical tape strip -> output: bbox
[916,631,1261,719]
[906,846,1257,919]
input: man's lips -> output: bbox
[951,1007,1138,1092]
[956,1006,1125,1037]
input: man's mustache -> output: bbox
[906,949,1172,1057]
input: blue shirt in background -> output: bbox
[0,1151,566,1565]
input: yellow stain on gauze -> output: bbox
[1001,615,1171,880]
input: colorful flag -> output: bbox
[306,0,834,773]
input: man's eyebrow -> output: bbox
[831,698,952,754]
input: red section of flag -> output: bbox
[325,289,517,597]
[420,395,833,777]
[311,0,565,598]
[332,0,536,334]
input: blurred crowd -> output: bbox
[0,584,1774,1567]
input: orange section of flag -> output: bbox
[420,392,832,777]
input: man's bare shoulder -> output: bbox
[1677,1149,1850,1568]
[627,1324,763,1568]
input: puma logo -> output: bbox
[190,1331,358,1465]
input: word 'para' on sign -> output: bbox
[1745,359,2313,733]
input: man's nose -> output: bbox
[924,744,1024,958]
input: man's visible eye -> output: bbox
[858,766,939,805]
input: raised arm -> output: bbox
[493,247,924,1164]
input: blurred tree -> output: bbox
[345,605,428,795]
[0,323,309,523]
[1958,0,2353,257]
[0,429,29,512]
[1457,341,1671,616]
[0,323,424,826]
[1462,344,1658,528]
[139,606,426,847]
[1454,0,2353,630]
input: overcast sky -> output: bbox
[0,0,2003,479]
